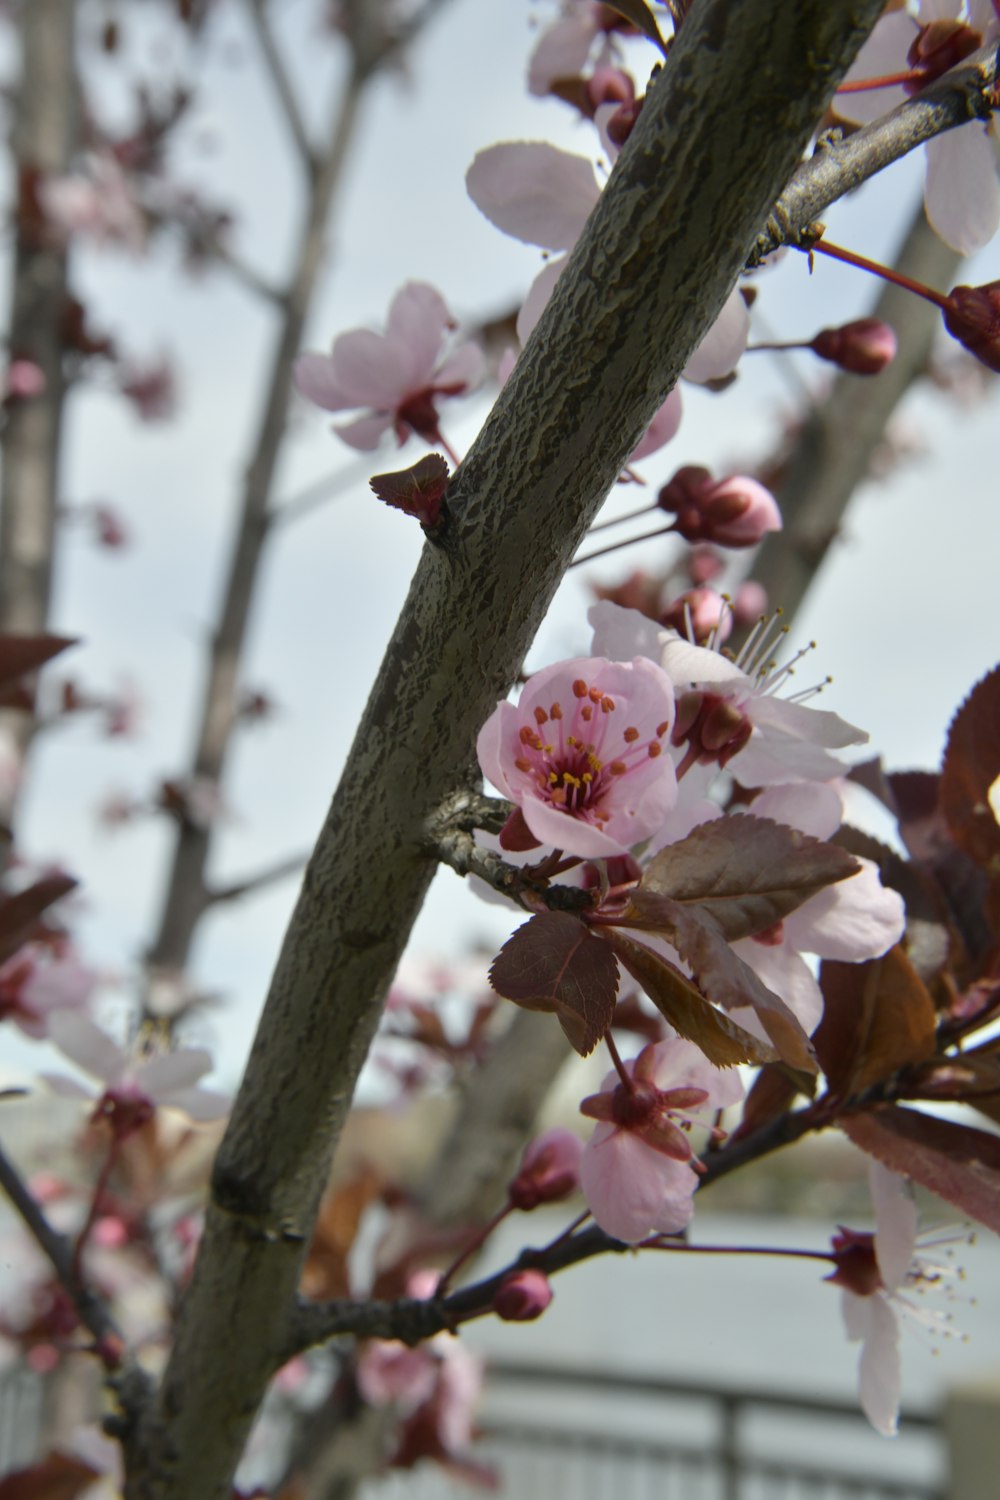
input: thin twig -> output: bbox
[206,852,308,906]
[752,42,999,261]
[245,0,316,173]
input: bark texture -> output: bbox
[124,4,886,1494]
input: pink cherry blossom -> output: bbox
[837,2,1000,253]
[43,1009,229,1129]
[579,1036,743,1242]
[465,140,749,385]
[658,467,782,549]
[477,655,678,858]
[508,1127,583,1209]
[294,282,485,452]
[730,783,905,1036]
[0,945,95,1039]
[527,2,625,98]
[589,600,867,784]
[39,152,147,252]
[827,1162,960,1436]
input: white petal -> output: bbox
[784,861,905,962]
[746,783,843,840]
[516,256,568,345]
[135,1048,213,1099]
[630,389,683,462]
[332,411,394,451]
[528,12,598,95]
[158,1085,230,1122]
[436,340,486,392]
[835,13,915,125]
[924,125,1000,254]
[841,1287,873,1343]
[38,1072,96,1101]
[47,1010,126,1087]
[293,353,357,414]
[385,282,451,384]
[871,1162,918,1292]
[466,142,599,251]
[329,328,412,409]
[682,289,749,383]
[857,1294,902,1437]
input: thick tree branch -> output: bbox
[125,7,887,1496]
[0,0,76,817]
[753,42,998,260]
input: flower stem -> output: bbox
[72,1136,122,1282]
[433,428,463,468]
[588,501,661,535]
[436,1201,512,1295]
[835,70,918,93]
[573,522,676,568]
[604,1029,633,1090]
[645,1237,836,1263]
[811,239,950,310]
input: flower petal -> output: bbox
[871,1162,918,1292]
[924,124,1000,255]
[466,142,599,251]
[329,328,412,409]
[47,1010,126,1087]
[580,1123,695,1242]
[385,282,451,385]
[682,289,749,384]
[857,1293,902,1437]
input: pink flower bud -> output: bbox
[731,579,768,627]
[810,318,897,375]
[687,546,724,585]
[587,66,634,111]
[659,467,781,549]
[508,1127,583,1210]
[494,1269,553,1322]
[659,588,733,645]
[4,359,45,401]
[943,282,1000,373]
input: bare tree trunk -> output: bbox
[123,6,887,1495]
[0,0,77,825]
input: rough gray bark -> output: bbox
[0,0,76,811]
[751,201,961,626]
[124,4,887,1495]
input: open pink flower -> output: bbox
[837,2,1000,253]
[43,1009,229,1130]
[579,1036,743,1242]
[589,601,867,785]
[827,1162,957,1436]
[294,282,484,451]
[477,655,677,858]
[0,946,95,1039]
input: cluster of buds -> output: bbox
[657,466,781,550]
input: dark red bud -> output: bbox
[657,465,712,516]
[494,1269,553,1322]
[810,318,897,375]
[942,282,1000,373]
[369,453,450,528]
[508,1128,582,1209]
[606,98,644,147]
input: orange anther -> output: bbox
[623,726,639,742]
[648,742,662,757]
[609,760,627,776]
[534,706,548,725]
[573,679,588,698]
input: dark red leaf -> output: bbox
[842,1106,1000,1234]
[815,947,937,1095]
[0,635,77,695]
[733,1064,802,1140]
[370,454,450,528]
[0,874,77,963]
[640,816,858,941]
[614,891,817,1072]
[602,0,668,55]
[489,912,618,1056]
[0,1453,101,1500]
[607,929,775,1066]
[940,665,1000,872]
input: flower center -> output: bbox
[514,676,668,830]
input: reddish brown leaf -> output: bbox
[639,816,858,941]
[940,665,1000,872]
[0,874,77,963]
[733,1064,802,1140]
[815,947,937,1094]
[370,453,450,528]
[0,1454,101,1500]
[842,1106,1000,1234]
[607,929,775,1067]
[0,634,77,699]
[489,912,619,1056]
[602,0,668,54]
[614,891,817,1072]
